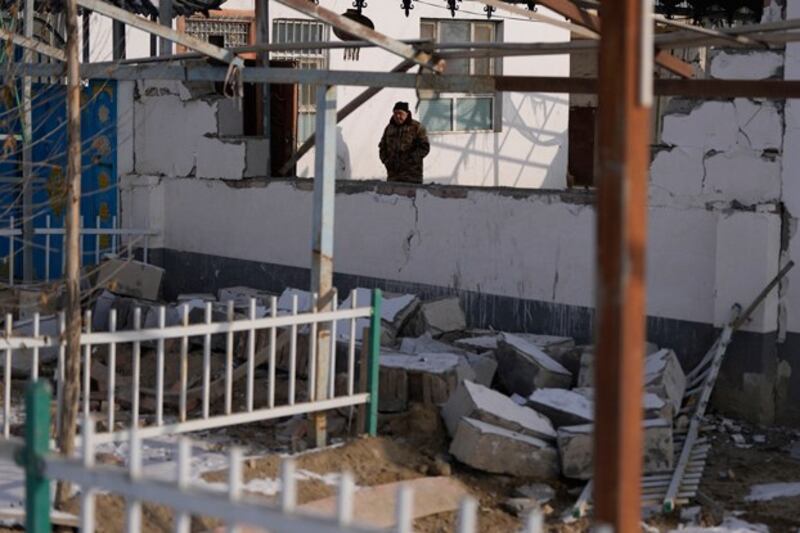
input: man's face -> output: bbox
[393,109,409,124]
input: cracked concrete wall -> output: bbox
[132,80,260,181]
[119,0,569,187]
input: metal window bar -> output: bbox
[272,19,329,146]
[7,381,546,533]
[0,291,382,446]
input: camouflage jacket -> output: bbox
[378,116,430,184]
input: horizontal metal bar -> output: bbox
[275,0,438,72]
[0,307,372,350]
[75,0,243,68]
[0,28,66,61]
[11,63,800,98]
[34,228,158,236]
[44,455,380,533]
[0,230,22,237]
[89,394,369,444]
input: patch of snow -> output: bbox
[745,482,800,502]
[380,353,462,374]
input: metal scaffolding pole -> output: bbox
[310,85,337,448]
[592,0,651,529]
[21,0,33,283]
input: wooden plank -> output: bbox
[298,476,469,528]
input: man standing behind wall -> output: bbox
[379,101,431,184]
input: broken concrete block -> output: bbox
[379,365,409,413]
[449,418,559,479]
[337,289,419,346]
[381,352,475,406]
[3,314,60,375]
[570,387,671,421]
[417,297,466,337]
[398,333,494,387]
[92,290,117,331]
[277,288,314,313]
[578,343,669,389]
[441,380,556,441]
[496,333,573,396]
[96,258,164,300]
[577,348,594,388]
[399,332,467,355]
[465,351,497,387]
[217,286,272,309]
[557,419,674,480]
[527,388,593,428]
[177,293,216,303]
[645,349,686,418]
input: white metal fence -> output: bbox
[2,290,377,444]
[4,388,545,533]
[0,214,158,285]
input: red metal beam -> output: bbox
[593,0,648,530]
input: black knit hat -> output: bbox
[393,101,410,113]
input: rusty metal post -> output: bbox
[55,0,84,508]
[593,0,652,529]
[310,85,337,447]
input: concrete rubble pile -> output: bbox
[2,263,690,490]
[367,295,689,488]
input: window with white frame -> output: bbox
[418,19,499,133]
[272,19,329,145]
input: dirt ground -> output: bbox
[3,406,800,532]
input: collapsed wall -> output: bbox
[118,37,800,427]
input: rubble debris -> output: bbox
[578,348,686,417]
[557,418,674,480]
[752,434,766,444]
[514,482,555,503]
[527,388,593,428]
[644,349,687,417]
[177,293,216,303]
[217,286,272,309]
[338,289,420,345]
[457,331,578,372]
[399,333,496,387]
[379,364,409,413]
[380,352,475,407]
[298,476,469,528]
[399,332,467,355]
[441,380,556,441]
[277,287,314,312]
[731,434,748,447]
[495,333,573,396]
[680,506,702,526]
[502,497,541,517]
[2,314,60,374]
[96,258,164,300]
[465,351,497,387]
[745,482,800,501]
[449,417,559,479]
[405,297,466,338]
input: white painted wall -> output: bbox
[783,0,800,335]
[108,0,568,187]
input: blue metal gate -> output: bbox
[0,79,118,281]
